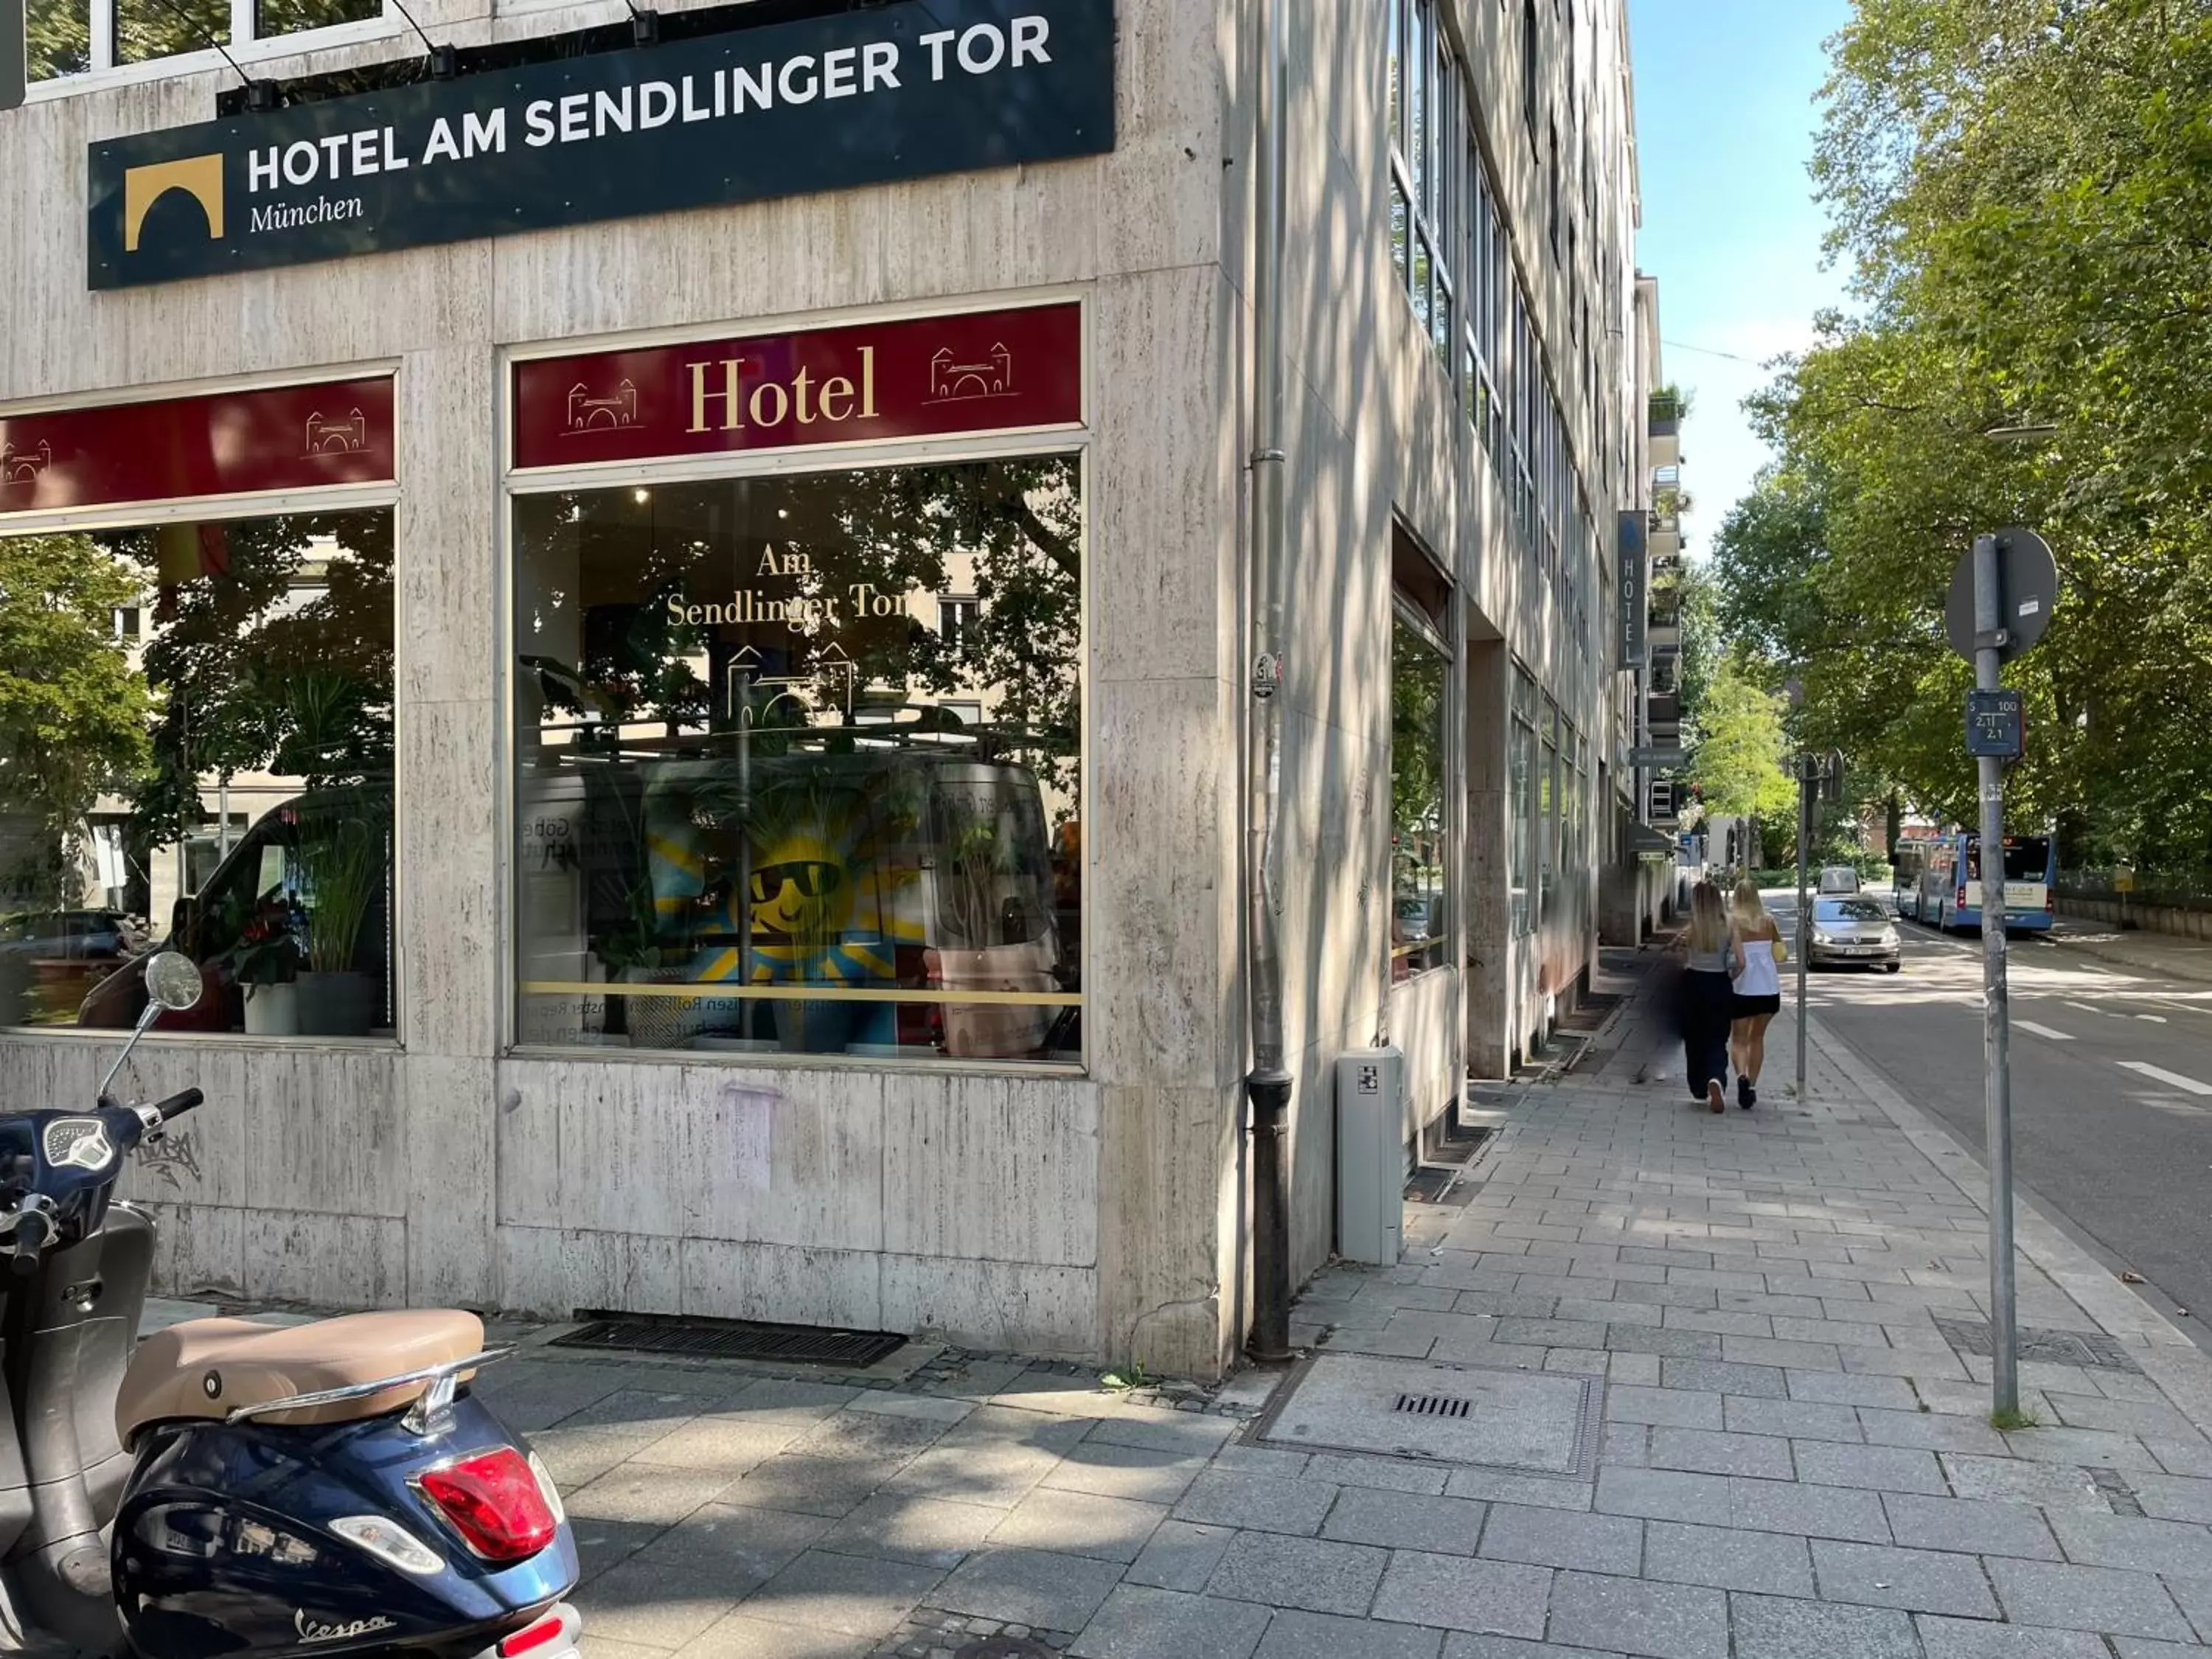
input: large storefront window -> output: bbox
[1391,610,1449,979]
[0,510,396,1037]
[512,456,1082,1063]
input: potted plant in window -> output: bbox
[226,900,302,1037]
[295,815,382,1037]
[928,786,1057,1059]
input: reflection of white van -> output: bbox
[515,737,1070,1058]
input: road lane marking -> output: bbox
[2116,1061,2212,1097]
[2065,1001,2113,1016]
[2014,1021,2075,1041]
[2136,1014,2169,1023]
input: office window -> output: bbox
[32,0,380,78]
[1391,610,1450,980]
[1388,0,1455,372]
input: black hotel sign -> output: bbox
[86,0,1113,291]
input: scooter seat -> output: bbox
[117,1310,485,1444]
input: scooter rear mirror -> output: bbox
[144,952,203,1012]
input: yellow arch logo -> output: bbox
[122,153,225,252]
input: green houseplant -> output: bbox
[294,815,383,1036]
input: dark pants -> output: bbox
[1682,969,1734,1100]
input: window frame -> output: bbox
[0,495,405,1045]
[496,297,1096,1074]
[1386,0,1457,374]
[24,0,395,94]
[1388,580,1454,984]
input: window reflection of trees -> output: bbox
[513,457,1084,1062]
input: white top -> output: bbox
[1733,934,1781,998]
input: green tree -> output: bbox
[1688,663,1795,827]
[0,535,152,903]
[1729,0,2212,869]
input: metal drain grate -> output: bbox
[1933,1315,2143,1374]
[956,1641,1060,1659]
[1394,1392,1472,1419]
[552,1315,905,1368]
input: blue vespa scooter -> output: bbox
[0,951,580,1659]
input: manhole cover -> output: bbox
[1248,1354,1602,1477]
[956,1642,1057,1658]
[1933,1315,2143,1374]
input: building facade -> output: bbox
[0,0,1653,1377]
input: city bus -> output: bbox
[1915,831,2056,933]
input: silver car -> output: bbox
[1808,896,1901,972]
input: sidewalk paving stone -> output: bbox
[1171,1471,1339,1537]
[1728,1476,1893,1543]
[741,1548,944,1638]
[1728,1591,1922,1659]
[1203,1531,1388,1616]
[1253,1610,1444,1659]
[1788,1439,1949,1495]
[1641,1520,1814,1597]
[933,1547,1127,1631]
[1369,1552,1554,1637]
[2046,1509,2212,1578]
[1604,1385,1722,1430]
[1124,1520,1237,1593]
[1983,1557,2195,1641]
[1879,1494,2063,1562]
[1065,1585,1270,1659]
[1809,1539,2003,1617]
[1911,1615,2113,1659]
[1543,1571,1728,1659]
[1647,1427,1795,1481]
[1476,1505,1644,1576]
[1321,1487,1488,1554]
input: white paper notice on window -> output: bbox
[717,1083,779,1190]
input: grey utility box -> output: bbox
[1335,1046,1405,1265]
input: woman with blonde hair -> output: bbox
[1680,880,1735,1113]
[1728,877,1784,1110]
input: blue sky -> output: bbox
[1625,0,1856,546]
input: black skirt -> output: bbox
[1733,992,1781,1018]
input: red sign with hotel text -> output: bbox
[511,302,1083,470]
[0,378,396,516]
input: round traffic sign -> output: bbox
[1946,528,2057,663]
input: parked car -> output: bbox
[1808,896,1901,971]
[0,908,143,1026]
[1817,865,1862,895]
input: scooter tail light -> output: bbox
[527,1450,566,1525]
[330,1514,444,1576]
[417,1448,557,1562]
[498,1614,565,1658]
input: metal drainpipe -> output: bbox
[1244,0,1293,1366]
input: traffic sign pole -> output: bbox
[1973,533,2020,1420]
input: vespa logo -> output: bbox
[294,1611,397,1644]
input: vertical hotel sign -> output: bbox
[87,0,1114,290]
[1616,508,1648,670]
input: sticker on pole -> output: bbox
[1946,528,2057,663]
[1965,689,2023,759]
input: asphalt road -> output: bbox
[1763,888,2212,1343]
